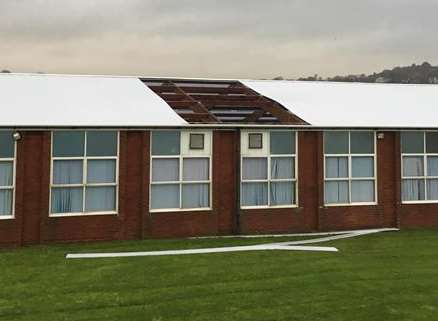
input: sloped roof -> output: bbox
[242,80,438,128]
[0,73,187,127]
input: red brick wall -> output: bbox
[1,129,437,247]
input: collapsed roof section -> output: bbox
[142,78,307,125]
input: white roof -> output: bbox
[242,80,438,128]
[0,73,187,127]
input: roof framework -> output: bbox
[142,78,307,125]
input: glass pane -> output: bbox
[324,131,349,154]
[0,190,12,216]
[53,160,83,185]
[51,187,83,213]
[248,133,263,149]
[426,132,438,153]
[427,156,438,176]
[241,182,268,206]
[242,158,267,180]
[325,157,348,178]
[350,132,374,154]
[85,186,116,212]
[352,157,374,178]
[87,160,116,183]
[402,179,425,201]
[0,162,13,186]
[152,159,179,182]
[0,131,14,158]
[403,156,424,177]
[86,131,117,156]
[270,131,295,154]
[325,181,349,204]
[427,179,438,200]
[401,131,424,154]
[152,131,180,155]
[151,184,180,209]
[351,180,374,202]
[189,134,204,150]
[182,183,209,208]
[270,181,295,205]
[53,131,85,157]
[271,157,294,179]
[183,158,209,181]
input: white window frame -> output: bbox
[240,130,298,209]
[324,131,377,206]
[49,130,120,217]
[0,130,16,220]
[149,130,213,213]
[401,130,438,204]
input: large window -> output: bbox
[241,130,297,208]
[0,131,15,218]
[324,131,376,205]
[50,131,119,215]
[150,131,212,211]
[401,131,438,202]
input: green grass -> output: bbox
[1,230,437,321]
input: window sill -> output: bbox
[149,207,212,213]
[49,211,118,218]
[0,215,14,220]
[240,205,299,210]
[323,202,377,207]
[401,201,438,205]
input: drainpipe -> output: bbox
[234,128,241,235]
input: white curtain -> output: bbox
[51,187,83,213]
[351,180,374,202]
[352,157,374,178]
[242,158,267,180]
[85,186,115,212]
[151,184,179,209]
[326,157,348,178]
[53,160,83,184]
[402,179,425,201]
[87,160,116,183]
[427,179,438,200]
[242,182,268,206]
[152,159,179,182]
[0,162,13,186]
[0,190,12,216]
[183,158,209,181]
[271,157,294,179]
[427,157,438,176]
[325,181,349,204]
[182,183,209,208]
[403,156,424,177]
[271,182,294,205]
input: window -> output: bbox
[0,131,15,218]
[189,133,204,150]
[401,131,438,202]
[248,133,263,149]
[324,131,376,205]
[241,130,297,207]
[50,131,118,215]
[150,131,212,211]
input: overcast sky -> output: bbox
[1,0,437,78]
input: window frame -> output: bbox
[49,130,120,217]
[323,130,377,207]
[0,130,16,220]
[149,130,213,213]
[401,130,438,204]
[240,130,298,209]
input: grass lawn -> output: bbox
[1,230,437,321]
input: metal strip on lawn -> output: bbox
[66,228,398,259]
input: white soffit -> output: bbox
[242,80,438,128]
[0,73,187,127]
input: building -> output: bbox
[1,73,438,247]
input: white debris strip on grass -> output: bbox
[65,228,398,259]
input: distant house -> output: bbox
[1,73,438,246]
